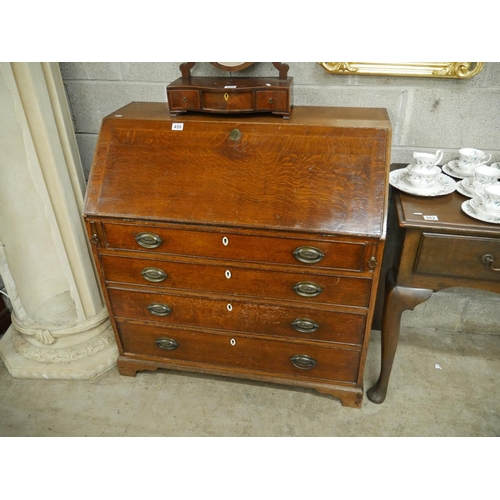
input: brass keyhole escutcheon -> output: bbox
[229,129,241,141]
[224,92,229,101]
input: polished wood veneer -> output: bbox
[100,222,370,271]
[117,322,362,383]
[99,254,372,307]
[108,287,367,344]
[84,103,391,408]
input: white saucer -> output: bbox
[462,200,500,224]
[456,179,475,198]
[390,168,457,197]
[442,161,474,179]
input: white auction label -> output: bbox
[172,123,184,131]
[423,215,439,220]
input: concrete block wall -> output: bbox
[59,62,500,334]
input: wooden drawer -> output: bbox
[202,91,253,111]
[101,223,369,272]
[256,91,287,111]
[415,233,500,282]
[117,322,361,384]
[168,89,200,110]
[108,288,367,345]
[99,254,372,307]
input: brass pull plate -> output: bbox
[290,354,317,370]
[291,318,320,333]
[141,267,167,282]
[155,337,179,351]
[293,281,323,297]
[136,232,163,249]
[293,246,325,264]
[147,303,172,316]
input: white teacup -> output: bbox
[406,163,427,174]
[464,165,500,192]
[475,183,500,215]
[458,148,492,172]
[413,150,443,170]
[406,165,440,190]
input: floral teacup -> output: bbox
[413,150,443,170]
[406,165,440,190]
[458,148,492,174]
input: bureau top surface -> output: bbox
[84,103,391,237]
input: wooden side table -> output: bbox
[367,164,500,404]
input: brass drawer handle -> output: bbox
[268,98,274,104]
[482,254,500,271]
[290,354,317,370]
[293,281,323,297]
[141,267,168,282]
[155,337,179,351]
[291,318,320,333]
[147,303,172,316]
[136,232,163,249]
[293,246,325,264]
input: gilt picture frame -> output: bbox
[318,62,484,79]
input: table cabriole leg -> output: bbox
[367,268,433,404]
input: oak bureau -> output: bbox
[83,102,391,408]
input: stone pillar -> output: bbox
[0,62,117,378]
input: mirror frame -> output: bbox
[318,62,484,79]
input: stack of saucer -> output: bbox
[456,165,500,198]
[443,161,475,179]
[462,183,500,224]
[443,148,492,179]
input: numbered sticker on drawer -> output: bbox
[172,123,184,131]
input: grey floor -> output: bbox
[0,326,499,437]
